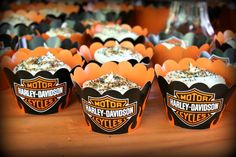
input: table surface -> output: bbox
[0,81,235,157]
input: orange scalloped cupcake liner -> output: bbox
[155,58,236,86]
[152,43,210,65]
[71,61,154,134]
[1,47,85,71]
[213,30,235,46]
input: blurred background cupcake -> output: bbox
[85,23,148,45]
[71,61,154,134]
[20,19,87,50]
[200,30,236,66]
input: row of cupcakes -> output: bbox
[1,19,235,68]
[1,46,235,134]
[1,28,235,88]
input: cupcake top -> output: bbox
[159,36,187,49]
[82,73,141,94]
[0,14,33,26]
[46,25,77,38]
[164,63,226,87]
[13,52,71,74]
[94,44,143,64]
[94,25,138,42]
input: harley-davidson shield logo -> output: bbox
[82,95,137,132]
[166,88,224,127]
[14,76,67,112]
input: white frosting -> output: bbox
[94,25,138,42]
[94,45,143,63]
[164,64,226,88]
[13,52,71,75]
[82,73,141,94]
[46,27,76,38]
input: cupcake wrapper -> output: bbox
[75,82,152,134]
[83,57,151,67]
[0,23,39,36]
[92,35,145,45]
[4,68,73,114]
[0,34,19,50]
[20,36,80,50]
[157,76,235,129]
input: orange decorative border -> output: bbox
[1,47,85,71]
[213,30,236,45]
[71,61,154,87]
[152,43,210,65]
[155,58,236,87]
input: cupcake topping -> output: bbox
[94,43,143,63]
[94,25,138,42]
[13,52,71,74]
[164,63,226,87]
[46,27,76,38]
[0,14,33,26]
[82,73,141,94]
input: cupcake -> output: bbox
[71,61,154,134]
[78,40,153,65]
[22,20,86,50]
[0,10,44,36]
[1,47,84,114]
[155,58,236,129]
[86,23,148,44]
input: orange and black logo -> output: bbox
[82,95,137,132]
[14,76,67,112]
[167,88,223,127]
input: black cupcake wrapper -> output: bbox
[19,36,80,50]
[4,68,74,114]
[156,75,235,129]
[74,81,152,134]
[0,34,19,50]
[82,57,151,68]
[85,35,146,46]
